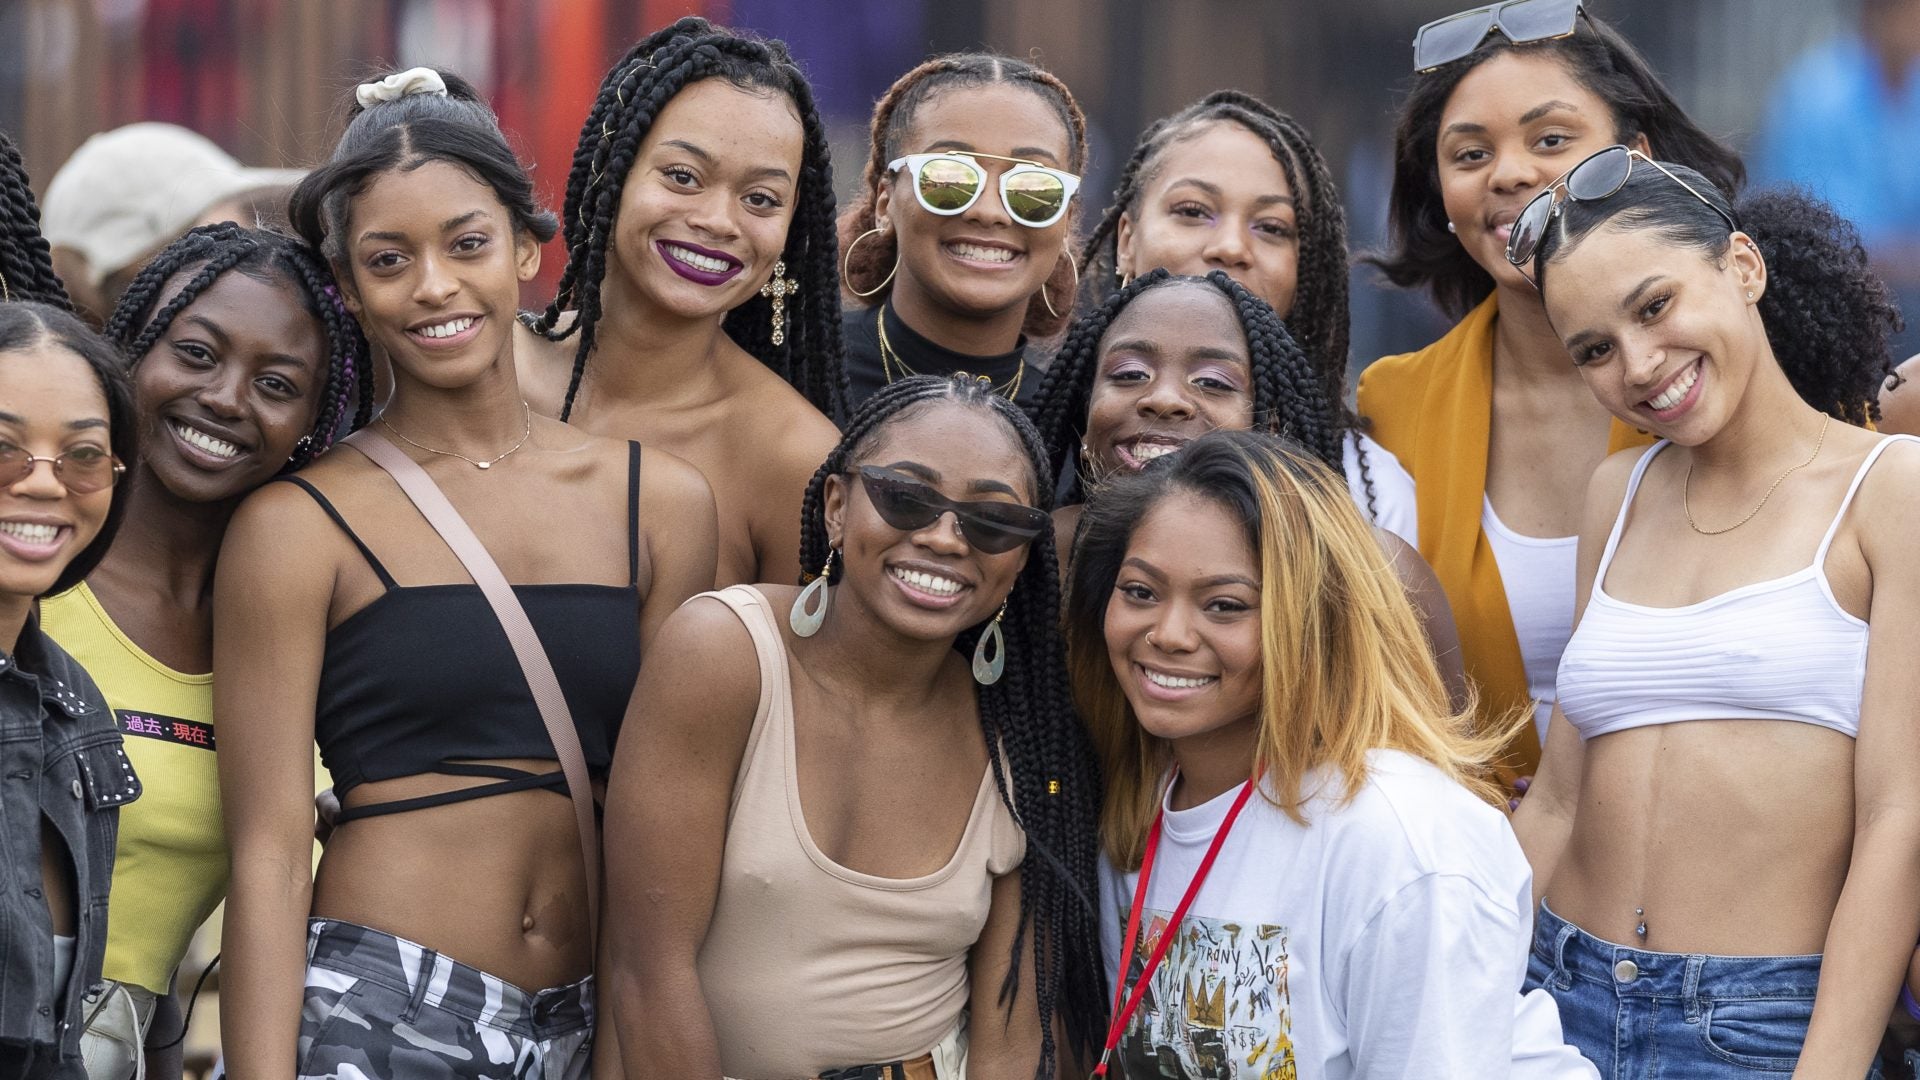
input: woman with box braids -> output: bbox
[603,373,1103,1079]
[519,17,843,586]
[0,129,71,309]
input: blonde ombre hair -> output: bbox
[1065,431,1523,869]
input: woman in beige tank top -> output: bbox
[601,374,1105,1079]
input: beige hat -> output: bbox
[40,123,306,287]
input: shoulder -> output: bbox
[646,590,767,697]
[635,442,715,512]
[1311,751,1528,889]
[1345,432,1418,544]
[1853,435,1920,560]
[1586,443,1659,512]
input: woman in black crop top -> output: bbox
[214,70,717,1080]
[837,54,1089,411]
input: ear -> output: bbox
[330,261,365,316]
[514,229,542,283]
[1729,230,1767,304]
[821,471,850,553]
[1627,130,1653,157]
[1114,211,1137,281]
[873,180,897,234]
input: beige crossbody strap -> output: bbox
[344,428,601,944]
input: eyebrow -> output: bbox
[660,139,715,164]
[180,314,230,350]
[1520,100,1582,125]
[357,209,490,244]
[0,411,107,432]
[1197,572,1259,589]
[1620,274,1664,311]
[1164,177,1294,208]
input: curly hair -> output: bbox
[1366,11,1745,318]
[1028,269,1350,509]
[837,53,1088,339]
[1082,91,1349,394]
[0,130,71,311]
[523,17,846,422]
[103,223,371,470]
[1536,169,1898,426]
[797,374,1104,1075]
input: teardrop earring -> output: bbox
[791,549,838,637]
[972,599,1008,685]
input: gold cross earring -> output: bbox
[761,261,798,346]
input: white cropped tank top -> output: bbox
[1556,436,1915,740]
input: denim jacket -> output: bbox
[0,615,138,1080]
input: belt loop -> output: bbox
[400,948,438,1023]
[1682,954,1706,1023]
[1551,918,1578,991]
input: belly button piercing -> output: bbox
[1635,907,1647,939]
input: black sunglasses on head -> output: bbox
[1413,0,1584,73]
[1504,144,1738,285]
[853,465,1048,554]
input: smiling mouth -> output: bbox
[1142,667,1215,690]
[415,316,475,339]
[1115,437,1188,470]
[0,520,72,561]
[170,420,243,461]
[1645,359,1701,412]
[944,241,1022,266]
[890,566,968,596]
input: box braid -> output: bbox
[105,223,372,470]
[837,54,1089,339]
[0,129,70,310]
[797,374,1105,1074]
[526,17,846,422]
[1029,269,1344,507]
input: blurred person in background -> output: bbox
[38,124,302,327]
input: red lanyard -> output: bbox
[1093,774,1257,1077]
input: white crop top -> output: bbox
[1556,436,1913,740]
[1481,497,1578,746]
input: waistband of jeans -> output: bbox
[1533,900,1822,999]
[305,918,593,1038]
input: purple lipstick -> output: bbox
[656,239,745,286]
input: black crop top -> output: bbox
[281,442,643,824]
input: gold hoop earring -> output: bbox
[844,226,898,299]
[1041,245,1080,319]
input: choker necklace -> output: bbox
[1683,413,1830,535]
[379,401,533,471]
[877,303,1024,401]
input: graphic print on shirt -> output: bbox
[1117,908,1296,1079]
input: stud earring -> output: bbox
[972,599,1008,685]
[761,261,797,346]
[1747,290,1755,301]
[1446,221,1457,235]
[791,549,837,637]
[844,226,897,299]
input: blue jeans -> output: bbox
[1524,900,1881,1078]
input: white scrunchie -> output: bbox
[355,67,449,108]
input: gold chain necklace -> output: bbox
[877,304,1024,401]
[1683,414,1830,535]
[379,401,533,471]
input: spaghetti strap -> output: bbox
[277,476,398,590]
[1814,434,1920,564]
[1590,441,1670,599]
[628,442,642,586]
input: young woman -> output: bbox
[838,53,1087,411]
[1031,269,1468,707]
[519,17,842,587]
[218,69,717,1078]
[1510,153,1909,1076]
[601,374,1103,1079]
[1069,429,1593,1078]
[1358,5,1745,780]
[39,223,370,1078]
[0,130,71,310]
[1082,90,1416,543]
[0,300,139,1079]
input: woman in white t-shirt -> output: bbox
[1064,429,1595,1079]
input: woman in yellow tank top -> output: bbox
[1357,5,1742,787]
[40,224,369,1076]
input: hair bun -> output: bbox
[355,67,448,108]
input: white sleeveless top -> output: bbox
[1556,436,1914,740]
[1481,497,1578,745]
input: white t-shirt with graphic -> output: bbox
[1097,750,1596,1080]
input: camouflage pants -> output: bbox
[296,920,593,1080]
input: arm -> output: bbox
[1375,528,1468,713]
[601,597,760,1079]
[751,415,839,588]
[962,870,1042,1080]
[1793,446,1920,1080]
[637,450,719,648]
[214,487,336,1080]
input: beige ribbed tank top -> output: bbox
[696,586,1026,1079]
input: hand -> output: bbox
[1507,775,1532,814]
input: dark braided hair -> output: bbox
[1366,11,1744,318]
[0,130,71,311]
[1029,269,1346,506]
[797,374,1104,1075]
[526,17,846,422]
[838,53,1089,339]
[105,223,371,469]
[1535,169,1898,426]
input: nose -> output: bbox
[1201,217,1253,269]
[1621,332,1665,388]
[1488,145,1550,198]
[910,510,971,555]
[194,366,247,419]
[685,189,741,240]
[8,456,66,499]
[1137,376,1197,422]
[1150,599,1201,654]
[961,170,1014,230]
[411,251,459,308]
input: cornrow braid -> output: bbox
[0,129,71,310]
[529,17,847,423]
[837,53,1089,339]
[106,223,372,470]
[797,374,1105,1076]
[1029,269,1345,506]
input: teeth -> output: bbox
[1130,442,1181,463]
[664,243,735,274]
[1647,363,1699,411]
[172,421,240,459]
[1144,668,1215,690]
[949,242,1016,263]
[416,317,475,339]
[891,567,965,596]
[0,522,59,545]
